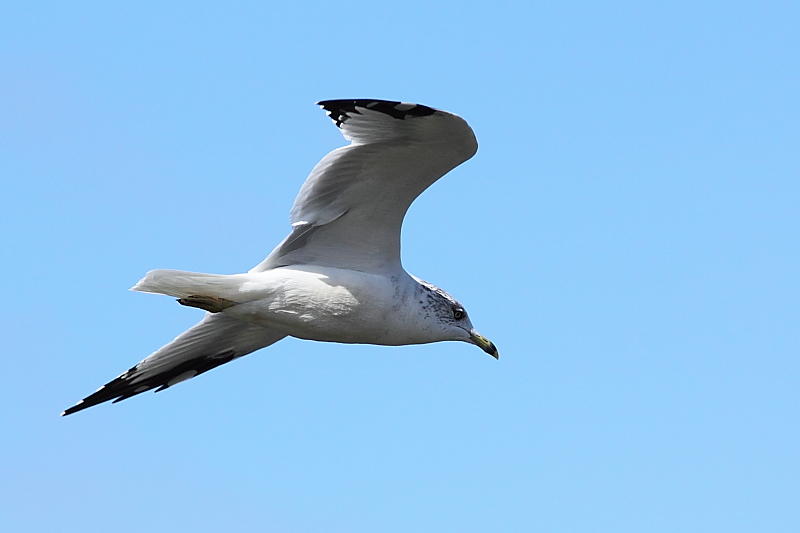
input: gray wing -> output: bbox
[62,314,286,415]
[251,99,478,273]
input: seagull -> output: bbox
[62,99,497,416]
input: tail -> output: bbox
[131,269,247,301]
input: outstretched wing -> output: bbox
[62,314,286,415]
[251,99,477,273]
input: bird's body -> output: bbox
[221,266,409,344]
[139,265,457,346]
[63,99,497,416]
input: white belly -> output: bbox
[224,265,424,345]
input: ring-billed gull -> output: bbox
[62,99,497,416]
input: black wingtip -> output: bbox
[61,402,86,417]
[61,390,117,416]
[61,349,242,415]
[60,365,146,416]
[316,99,436,127]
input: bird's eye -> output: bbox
[453,307,465,320]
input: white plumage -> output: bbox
[63,99,496,416]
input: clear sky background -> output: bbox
[2,2,798,532]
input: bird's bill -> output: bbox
[469,329,499,359]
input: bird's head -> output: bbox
[414,278,498,359]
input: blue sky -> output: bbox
[2,1,798,531]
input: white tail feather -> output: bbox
[131,269,247,301]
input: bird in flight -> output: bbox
[62,99,497,416]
